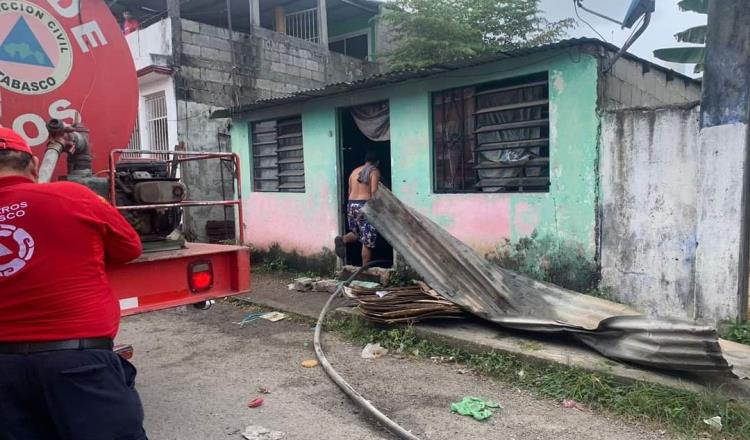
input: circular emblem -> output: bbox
[0,223,35,277]
[0,0,73,95]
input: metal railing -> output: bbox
[108,149,245,243]
[285,8,319,43]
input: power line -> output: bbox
[573,1,608,42]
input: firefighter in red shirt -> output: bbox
[0,128,148,439]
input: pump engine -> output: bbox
[40,119,187,247]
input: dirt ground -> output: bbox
[118,276,674,440]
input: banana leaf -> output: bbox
[653,46,705,64]
[675,25,707,44]
[678,0,709,14]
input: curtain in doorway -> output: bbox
[350,101,390,142]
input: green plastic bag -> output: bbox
[450,396,502,421]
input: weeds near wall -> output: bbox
[384,254,423,287]
[327,316,750,439]
[490,231,600,293]
[251,243,336,276]
[721,321,750,346]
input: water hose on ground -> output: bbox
[314,262,422,440]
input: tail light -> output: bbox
[189,261,213,292]
[114,344,134,360]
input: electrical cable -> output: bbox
[573,0,608,42]
[314,261,422,440]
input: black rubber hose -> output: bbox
[313,262,422,440]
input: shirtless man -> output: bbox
[335,150,381,266]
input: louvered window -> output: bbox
[252,116,305,192]
[433,73,550,193]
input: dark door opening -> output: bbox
[339,104,393,268]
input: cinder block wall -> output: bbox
[603,57,700,110]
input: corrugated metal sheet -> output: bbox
[363,186,750,378]
[211,38,700,118]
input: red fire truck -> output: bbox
[0,0,250,325]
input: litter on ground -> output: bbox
[301,359,319,368]
[261,312,287,322]
[241,425,284,440]
[235,312,266,327]
[703,416,723,432]
[361,343,388,359]
[247,398,264,408]
[451,396,502,421]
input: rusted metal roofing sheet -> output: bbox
[363,186,750,378]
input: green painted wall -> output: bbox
[233,49,601,259]
[328,15,371,38]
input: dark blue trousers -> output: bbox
[0,349,147,440]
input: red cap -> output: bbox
[0,127,32,155]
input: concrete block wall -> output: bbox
[177,20,380,106]
[603,57,701,110]
[253,27,379,100]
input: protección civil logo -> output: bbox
[0,0,73,95]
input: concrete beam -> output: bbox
[694,0,750,321]
[166,0,182,66]
[249,0,260,29]
[317,0,328,47]
[701,0,750,128]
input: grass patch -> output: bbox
[326,316,750,439]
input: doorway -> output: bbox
[339,103,393,268]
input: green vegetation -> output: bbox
[721,321,750,346]
[251,242,336,276]
[381,0,574,70]
[327,316,750,439]
[490,231,600,293]
[653,0,708,73]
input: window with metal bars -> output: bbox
[285,8,319,43]
[252,116,305,192]
[433,73,550,193]
[144,91,169,157]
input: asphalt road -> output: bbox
[118,302,673,440]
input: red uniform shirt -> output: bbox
[0,176,142,342]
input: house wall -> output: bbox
[600,105,700,319]
[233,50,601,261]
[126,18,172,71]
[174,19,379,240]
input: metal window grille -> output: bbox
[285,8,319,43]
[433,73,550,193]
[252,116,305,192]
[124,117,142,158]
[127,118,141,150]
[144,92,169,159]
